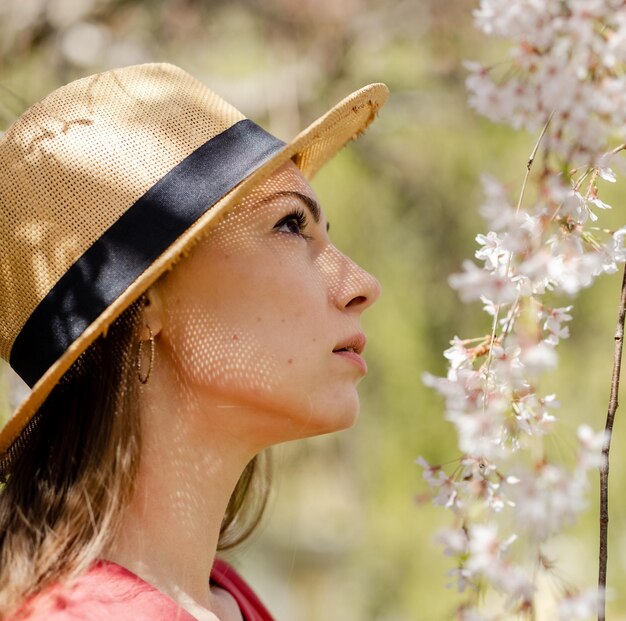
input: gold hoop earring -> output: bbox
[137,326,155,384]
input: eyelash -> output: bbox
[274,208,312,239]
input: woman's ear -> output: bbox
[139,284,165,340]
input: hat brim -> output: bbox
[0,82,389,456]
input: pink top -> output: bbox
[12,558,275,621]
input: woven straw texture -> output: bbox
[0,62,388,455]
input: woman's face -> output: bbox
[152,161,380,447]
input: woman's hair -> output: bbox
[0,296,271,617]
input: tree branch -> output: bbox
[598,263,626,621]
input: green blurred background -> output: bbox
[1,1,625,619]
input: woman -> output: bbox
[0,63,387,620]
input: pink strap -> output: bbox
[210,558,275,621]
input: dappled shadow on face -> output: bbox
[162,307,278,393]
[149,162,379,446]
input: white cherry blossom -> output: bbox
[475,231,507,270]
[577,425,610,470]
[510,464,588,541]
[558,588,604,620]
[435,527,468,556]
[449,260,517,304]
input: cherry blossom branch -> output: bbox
[419,3,626,618]
[483,112,554,408]
[598,263,626,621]
[519,110,555,202]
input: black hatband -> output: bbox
[10,119,285,387]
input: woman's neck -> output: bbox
[103,370,258,619]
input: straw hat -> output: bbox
[0,63,388,461]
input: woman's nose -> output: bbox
[320,245,381,312]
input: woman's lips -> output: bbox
[332,349,368,374]
[332,332,367,373]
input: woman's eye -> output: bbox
[274,209,310,238]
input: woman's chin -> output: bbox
[291,397,360,440]
[193,386,361,445]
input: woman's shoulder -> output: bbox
[9,558,274,621]
[10,561,196,621]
